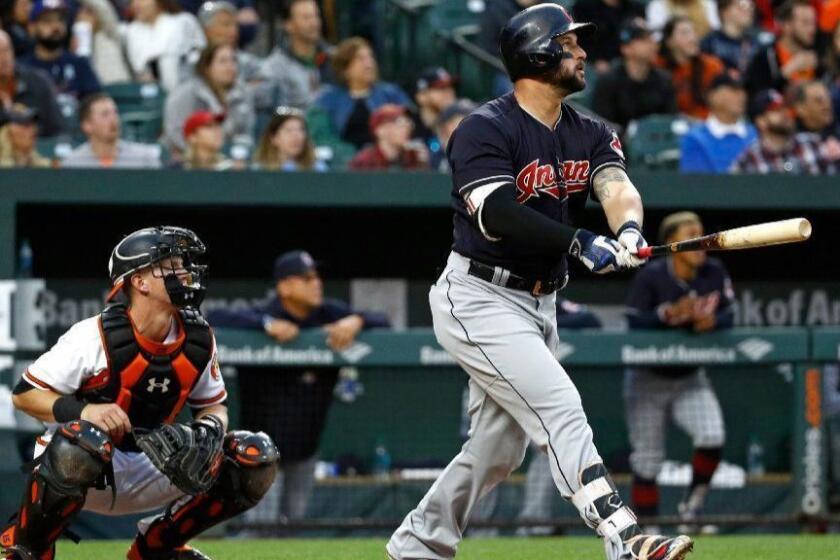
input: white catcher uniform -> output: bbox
[23,315,227,516]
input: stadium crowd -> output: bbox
[0,0,838,174]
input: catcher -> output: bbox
[1,226,278,560]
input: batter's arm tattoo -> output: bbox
[593,166,644,234]
[592,166,630,202]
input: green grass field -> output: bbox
[54,535,840,559]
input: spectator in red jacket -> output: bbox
[349,104,428,170]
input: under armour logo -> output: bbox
[147,377,171,393]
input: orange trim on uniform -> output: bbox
[23,370,58,392]
[187,389,227,407]
[35,436,48,447]
[79,368,110,392]
[115,353,151,412]
[164,354,200,424]
[128,314,186,356]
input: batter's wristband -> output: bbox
[53,395,87,423]
[617,221,642,235]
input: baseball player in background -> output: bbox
[387,4,693,560]
[625,212,733,531]
[1,226,278,560]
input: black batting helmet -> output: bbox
[107,226,208,307]
[499,3,596,82]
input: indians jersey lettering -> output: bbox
[447,92,625,280]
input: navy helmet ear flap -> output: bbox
[499,4,596,81]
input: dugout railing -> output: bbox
[2,326,839,537]
[212,327,826,534]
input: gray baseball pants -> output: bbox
[387,252,638,560]
[624,369,725,480]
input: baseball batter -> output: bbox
[387,5,693,560]
[1,227,278,560]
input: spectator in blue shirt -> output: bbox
[680,72,756,173]
[307,37,411,152]
[206,250,390,522]
[20,0,101,101]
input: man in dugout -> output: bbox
[624,212,735,530]
[207,250,390,524]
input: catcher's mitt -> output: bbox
[135,415,225,496]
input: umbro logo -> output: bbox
[147,377,171,393]
[737,338,774,362]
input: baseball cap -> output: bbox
[749,89,786,120]
[197,0,237,26]
[435,100,476,129]
[183,110,225,138]
[708,71,744,92]
[5,104,38,125]
[273,250,318,281]
[619,18,651,45]
[29,0,66,21]
[368,104,408,132]
[416,67,456,93]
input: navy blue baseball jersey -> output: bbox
[447,91,625,280]
[626,257,735,330]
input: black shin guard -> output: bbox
[1,421,112,558]
[574,463,640,543]
[136,431,278,556]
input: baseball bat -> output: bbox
[636,218,812,259]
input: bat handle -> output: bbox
[637,246,653,259]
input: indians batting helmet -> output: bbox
[499,3,596,81]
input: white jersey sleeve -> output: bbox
[24,316,107,395]
[186,330,227,409]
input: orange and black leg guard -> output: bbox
[129,431,278,560]
[1,421,112,560]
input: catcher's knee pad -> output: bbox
[1,420,112,556]
[572,463,638,544]
[41,420,113,493]
[213,431,279,510]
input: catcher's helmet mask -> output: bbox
[108,226,208,308]
[499,3,597,82]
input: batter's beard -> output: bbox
[541,64,586,95]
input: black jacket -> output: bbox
[592,60,677,129]
[744,42,786,97]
